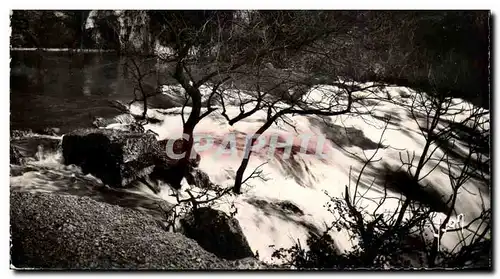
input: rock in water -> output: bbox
[148,139,202,190]
[34,127,61,136]
[61,128,209,191]
[180,207,254,260]
[185,168,215,189]
[61,128,165,188]
[92,114,147,133]
[10,145,22,165]
[149,163,185,190]
[11,129,34,140]
[10,136,62,163]
[10,191,248,269]
[157,139,201,167]
[92,114,136,128]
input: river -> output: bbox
[9,50,491,266]
[10,50,175,133]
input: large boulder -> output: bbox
[10,190,260,269]
[61,128,166,188]
[60,129,203,191]
[180,207,254,260]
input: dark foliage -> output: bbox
[10,11,489,106]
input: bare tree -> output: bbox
[271,95,490,268]
[227,78,381,194]
[139,11,349,184]
[122,55,160,121]
[213,19,388,194]
[271,72,490,268]
[99,11,399,194]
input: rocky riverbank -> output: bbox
[10,126,267,269]
[10,190,264,270]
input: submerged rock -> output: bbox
[10,190,254,269]
[181,207,254,260]
[276,201,304,216]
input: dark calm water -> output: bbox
[10,51,174,133]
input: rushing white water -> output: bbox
[10,137,174,222]
[10,84,490,265]
[132,84,489,263]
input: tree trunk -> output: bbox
[171,49,202,162]
[138,79,148,121]
[171,57,202,186]
[233,113,281,194]
[182,86,202,161]
[233,151,252,194]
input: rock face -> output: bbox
[181,207,254,260]
[10,191,250,269]
[86,10,153,53]
[61,128,165,188]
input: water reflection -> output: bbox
[10,51,173,133]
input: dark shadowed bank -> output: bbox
[10,191,265,270]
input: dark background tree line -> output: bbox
[10,10,490,108]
